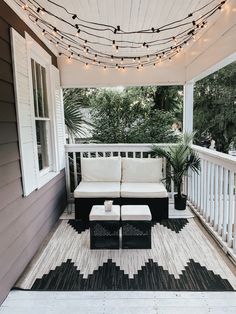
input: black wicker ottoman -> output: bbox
[89,205,120,249]
[121,205,152,249]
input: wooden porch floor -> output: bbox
[1,290,236,314]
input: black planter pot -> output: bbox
[174,194,187,210]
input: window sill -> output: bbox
[38,171,60,190]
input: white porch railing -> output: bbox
[188,145,236,260]
[65,143,175,201]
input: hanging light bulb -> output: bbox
[42,29,46,36]
[53,27,57,36]
[94,54,97,60]
[104,65,107,71]
[112,40,116,48]
[67,45,71,51]
[21,3,28,10]
[121,57,123,64]
[147,55,150,61]
[133,57,136,63]
[116,64,118,69]
[116,46,119,53]
[111,55,114,62]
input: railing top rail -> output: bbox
[192,144,236,169]
[65,143,174,153]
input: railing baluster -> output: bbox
[73,152,78,190]
[191,171,195,204]
[197,168,201,211]
[65,152,71,200]
[203,160,208,219]
[206,161,211,222]
[210,163,215,226]
[218,165,224,236]
[222,168,229,242]
[170,166,174,199]
[214,165,219,231]
[228,171,234,247]
[200,159,204,214]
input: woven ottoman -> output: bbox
[121,205,152,249]
[89,205,120,249]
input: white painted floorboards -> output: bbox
[1,290,236,314]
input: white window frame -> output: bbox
[26,34,59,188]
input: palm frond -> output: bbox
[151,132,201,197]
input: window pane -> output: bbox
[36,121,49,171]
[31,60,39,117]
[35,63,44,117]
[41,67,49,117]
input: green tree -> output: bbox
[124,86,183,122]
[90,89,178,143]
[194,62,236,153]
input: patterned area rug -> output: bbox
[16,219,236,291]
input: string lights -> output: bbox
[15,0,228,70]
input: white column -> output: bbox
[183,81,194,134]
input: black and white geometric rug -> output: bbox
[16,219,236,291]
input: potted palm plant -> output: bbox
[151,133,201,210]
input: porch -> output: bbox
[7,143,235,296]
[0,0,236,312]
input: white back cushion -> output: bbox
[122,158,163,183]
[81,157,121,182]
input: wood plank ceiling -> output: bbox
[37,0,219,59]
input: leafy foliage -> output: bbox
[63,88,94,138]
[194,62,236,153]
[90,89,180,143]
[151,133,201,197]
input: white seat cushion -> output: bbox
[90,205,120,221]
[74,182,120,198]
[121,182,168,198]
[121,205,152,221]
[81,157,121,182]
[122,158,163,183]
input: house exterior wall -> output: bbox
[0,0,67,304]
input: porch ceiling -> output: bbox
[5,0,236,86]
